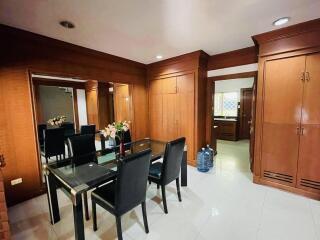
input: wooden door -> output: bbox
[296,53,320,193]
[240,88,253,139]
[149,80,163,141]
[261,56,305,187]
[176,73,195,162]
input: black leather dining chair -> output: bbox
[68,134,96,220]
[91,149,152,240]
[37,123,47,150]
[60,122,75,138]
[41,128,65,163]
[148,137,186,214]
[80,124,96,135]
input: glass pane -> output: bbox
[222,92,238,116]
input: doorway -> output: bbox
[211,75,257,173]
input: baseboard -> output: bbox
[253,176,320,200]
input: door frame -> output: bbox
[207,71,258,172]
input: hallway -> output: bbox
[215,139,251,173]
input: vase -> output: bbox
[119,140,125,157]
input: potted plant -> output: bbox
[47,115,66,127]
[103,121,130,156]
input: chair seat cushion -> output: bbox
[149,162,162,179]
[92,181,116,209]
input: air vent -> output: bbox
[263,170,293,183]
[300,179,320,190]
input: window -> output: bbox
[214,92,238,116]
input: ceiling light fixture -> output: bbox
[156,55,163,59]
[273,17,290,26]
[59,20,75,29]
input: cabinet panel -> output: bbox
[297,53,320,193]
[149,94,163,141]
[261,56,305,186]
[177,74,195,162]
[177,73,194,93]
[162,77,177,94]
[149,79,163,95]
[162,94,177,141]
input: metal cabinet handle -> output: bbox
[305,72,310,81]
[296,127,300,135]
[300,72,305,81]
[301,127,305,135]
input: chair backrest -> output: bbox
[60,122,75,137]
[44,128,65,157]
[115,149,151,215]
[80,124,96,135]
[161,137,186,185]
[68,134,96,166]
[38,124,47,146]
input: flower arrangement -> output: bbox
[103,121,130,141]
[47,115,66,127]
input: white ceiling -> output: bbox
[0,0,319,64]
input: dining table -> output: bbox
[43,138,188,240]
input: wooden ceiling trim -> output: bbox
[207,46,258,71]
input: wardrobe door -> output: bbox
[162,93,177,141]
[177,73,195,162]
[261,56,305,186]
[149,80,163,141]
[297,53,320,193]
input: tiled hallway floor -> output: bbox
[8,140,320,240]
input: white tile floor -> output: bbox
[9,140,320,240]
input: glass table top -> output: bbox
[45,138,166,194]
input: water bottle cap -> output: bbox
[201,147,205,150]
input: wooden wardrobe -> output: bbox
[253,19,320,199]
[149,73,195,162]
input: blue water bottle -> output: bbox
[197,148,210,172]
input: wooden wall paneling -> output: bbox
[207,46,258,70]
[113,84,132,123]
[162,93,177,141]
[149,92,163,141]
[131,83,149,140]
[296,52,320,193]
[260,56,305,187]
[32,83,43,123]
[98,82,111,129]
[0,170,10,239]
[0,24,146,83]
[85,80,100,129]
[72,88,80,131]
[0,68,42,206]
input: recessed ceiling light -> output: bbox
[156,55,163,59]
[273,17,290,26]
[59,20,75,29]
